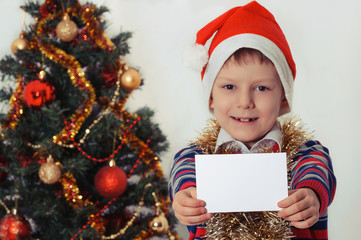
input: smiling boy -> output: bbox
[210,48,288,149]
[169,1,336,240]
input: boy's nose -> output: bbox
[237,92,255,109]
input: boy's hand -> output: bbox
[277,188,320,229]
[172,187,212,226]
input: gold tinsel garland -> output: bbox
[1,75,25,130]
[122,130,165,178]
[79,4,116,50]
[58,172,93,209]
[192,117,311,240]
[59,172,106,234]
[36,11,96,145]
[34,3,122,146]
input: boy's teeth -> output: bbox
[234,117,253,122]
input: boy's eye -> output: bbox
[256,86,268,91]
[223,85,234,90]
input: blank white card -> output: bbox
[195,153,288,213]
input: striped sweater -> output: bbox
[169,140,336,240]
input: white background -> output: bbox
[1,0,360,239]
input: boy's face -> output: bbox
[209,56,288,149]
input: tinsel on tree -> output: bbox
[0,0,180,239]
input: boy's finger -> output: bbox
[177,213,212,226]
[277,189,302,208]
[281,207,314,222]
[278,199,308,218]
[291,215,319,229]
[174,191,206,207]
[188,187,201,200]
[173,203,208,217]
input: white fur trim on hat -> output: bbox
[203,34,294,116]
[183,44,209,72]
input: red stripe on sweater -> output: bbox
[309,151,327,159]
[188,231,195,240]
[292,228,328,239]
[311,229,328,239]
[179,181,196,191]
[195,227,206,237]
[294,158,328,172]
[175,157,195,164]
[293,167,327,187]
[175,169,195,181]
[292,228,312,238]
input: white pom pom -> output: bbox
[182,44,209,71]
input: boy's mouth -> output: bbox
[232,117,257,122]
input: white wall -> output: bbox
[1,0,360,239]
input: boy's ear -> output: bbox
[280,95,289,110]
[209,96,214,109]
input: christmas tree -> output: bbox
[0,0,180,239]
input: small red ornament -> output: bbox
[0,155,9,183]
[16,153,34,168]
[0,212,31,240]
[103,210,130,235]
[39,0,57,19]
[94,161,127,198]
[23,78,55,109]
[101,64,119,88]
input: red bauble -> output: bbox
[94,166,127,198]
[0,213,31,240]
[23,80,55,108]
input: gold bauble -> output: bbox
[148,213,169,233]
[39,156,61,184]
[56,14,78,42]
[11,32,29,54]
[120,68,141,91]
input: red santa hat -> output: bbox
[184,1,296,115]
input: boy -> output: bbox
[168,1,336,240]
